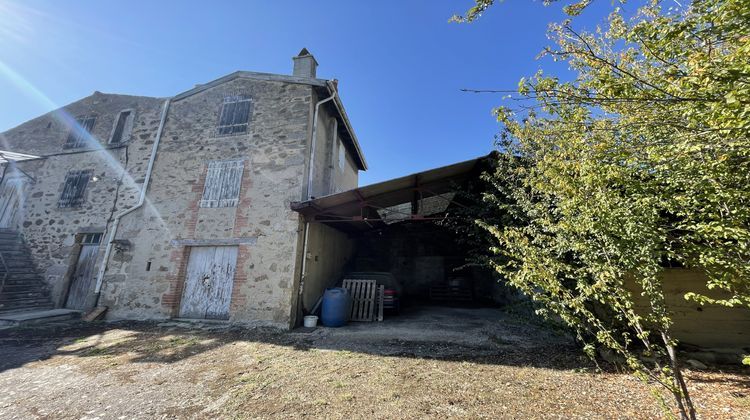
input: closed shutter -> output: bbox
[58,170,92,207]
[200,159,245,208]
[217,95,252,136]
[64,116,96,149]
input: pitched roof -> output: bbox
[172,71,367,170]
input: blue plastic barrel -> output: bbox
[321,287,350,327]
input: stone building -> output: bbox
[0,49,366,328]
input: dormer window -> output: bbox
[109,109,134,144]
[217,95,252,136]
[64,116,96,149]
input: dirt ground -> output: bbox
[0,306,748,419]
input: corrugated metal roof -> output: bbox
[291,154,492,231]
[0,150,40,163]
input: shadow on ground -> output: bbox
[1,305,746,379]
[1,306,747,419]
[0,306,588,374]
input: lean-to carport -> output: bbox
[290,153,510,319]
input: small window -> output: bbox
[59,170,93,208]
[200,159,245,208]
[217,95,252,136]
[81,232,102,244]
[110,110,133,144]
[64,116,96,149]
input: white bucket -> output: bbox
[303,315,318,328]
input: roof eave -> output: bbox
[327,83,368,171]
[171,71,368,171]
[172,71,328,102]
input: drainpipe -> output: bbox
[297,222,310,302]
[296,82,336,323]
[307,84,337,200]
[92,98,171,301]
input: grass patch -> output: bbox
[82,346,110,356]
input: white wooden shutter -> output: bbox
[200,159,244,208]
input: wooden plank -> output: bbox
[365,281,374,321]
[179,246,238,320]
[355,280,363,320]
[205,246,238,319]
[200,160,244,208]
[83,306,108,322]
[0,178,23,229]
[352,280,362,320]
[65,244,100,310]
[179,247,214,319]
[366,282,376,321]
[359,281,367,320]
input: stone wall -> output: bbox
[100,78,317,327]
[0,93,165,306]
[307,93,359,198]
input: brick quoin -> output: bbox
[229,246,251,315]
[161,246,191,316]
[161,165,208,316]
[164,163,253,318]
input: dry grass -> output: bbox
[0,321,747,419]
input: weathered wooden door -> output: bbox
[179,246,238,320]
[0,174,27,229]
[65,233,102,310]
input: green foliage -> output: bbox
[453,0,749,418]
[450,0,497,23]
[451,0,605,22]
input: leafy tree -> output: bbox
[453,0,750,418]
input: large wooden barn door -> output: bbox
[179,246,238,320]
[65,233,102,310]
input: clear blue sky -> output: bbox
[0,0,614,185]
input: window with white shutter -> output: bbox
[217,95,252,136]
[59,170,93,207]
[200,159,245,208]
[64,116,96,149]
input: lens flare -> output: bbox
[0,59,168,232]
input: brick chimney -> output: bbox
[292,48,318,79]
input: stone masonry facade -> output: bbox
[0,51,365,328]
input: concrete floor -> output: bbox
[298,305,574,358]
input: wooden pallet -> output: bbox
[342,279,379,322]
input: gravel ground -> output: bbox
[0,306,747,419]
